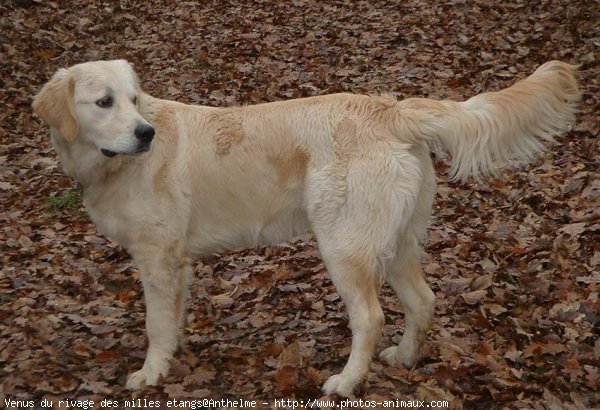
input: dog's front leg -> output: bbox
[125,243,191,390]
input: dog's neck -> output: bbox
[51,128,133,197]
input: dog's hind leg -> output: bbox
[125,242,191,390]
[309,151,409,396]
[379,242,436,368]
[378,143,437,369]
[319,248,385,397]
[308,130,432,395]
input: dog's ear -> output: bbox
[134,70,142,110]
[115,59,142,109]
[120,60,143,109]
[32,68,79,141]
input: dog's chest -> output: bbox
[86,205,135,249]
[84,190,172,252]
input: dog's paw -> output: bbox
[379,346,417,368]
[126,369,156,390]
[126,351,172,390]
[126,366,164,390]
[322,373,358,397]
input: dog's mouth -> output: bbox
[135,142,152,154]
[100,143,151,158]
[101,148,118,157]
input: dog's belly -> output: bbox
[185,190,311,257]
[255,206,311,246]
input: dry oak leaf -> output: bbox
[462,289,487,305]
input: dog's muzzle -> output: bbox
[101,124,155,158]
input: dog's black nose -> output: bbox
[135,124,155,143]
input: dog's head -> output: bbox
[33,60,155,158]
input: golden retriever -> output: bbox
[33,60,579,396]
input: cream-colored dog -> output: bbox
[33,60,579,396]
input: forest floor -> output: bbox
[1,0,598,409]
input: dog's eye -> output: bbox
[132,96,138,105]
[96,96,113,108]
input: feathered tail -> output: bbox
[396,61,580,181]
